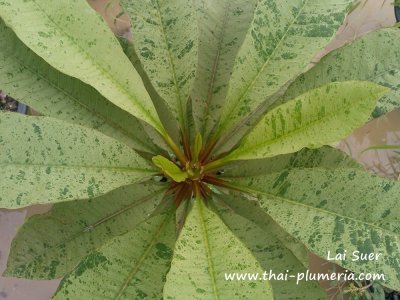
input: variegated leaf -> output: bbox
[190,0,258,140]
[214,198,326,299]
[4,183,167,279]
[282,28,400,118]
[223,81,387,161]
[163,199,274,299]
[222,146,360,178]
[120,0,198,130]
[0,0,164,133]
[0,112,155,208]
[0,18,159,154]
[216,0,353,137]
[54,212,176,299]
[231,168,400,290]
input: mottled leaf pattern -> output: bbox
[215,192,310,269]
[120,0,198,129]
[0,113,155,208]
[4,183,166,279]
[191,0,258,139]
[0,0,163,133]
[0,19,158,154]
[223,146,360,178]
[225,81,388,161]
[163,199,273,299]
[216,0,352,137]
[215,201,326,300]
[54,212,176,299]
[282,28,400,118]
[232,168,400,290]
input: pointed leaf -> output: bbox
[215,192,310,269]
[223,146,361,178]
[216,0,352,137]
[120,0,198,129]
[191,0,258,139]
[215,199,326,299]
[232,168,400,290]
[4,183,166,279]
[152,155,187,183]
[0,0,163,133]
[0,18,158,154]
[193,132,202,162]
[223,81,388,162]
[54,212,176,299]
[164,199,273,299]
[283,28,400,118]
[0,113,155,208]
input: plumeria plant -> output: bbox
[1,0,400,298]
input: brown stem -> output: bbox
[203,176,257,195]
[174,183,187,207]
[181,130,192,161]
[199,138,217,163]
[163,134,188,166]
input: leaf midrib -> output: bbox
[6,48,157,154]
[5,47,158,155]
[230,92,370,159]
[113,214,171,300]
[36,187,165,252]
[200,1,229,136]
[153,0,186,129]
[218,0,309,134]
[229,171,400,237]
[198,200,220,300]
[1,162,155,173]
[28,0,161,131]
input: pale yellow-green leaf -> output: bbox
[282,28,400,119]
[120,0,198,129]
[54,212,176,299]
[231,168,400,290]
[4,183,166,279]
[0,0,164,133]
[163,199,274,299]
[216,0,353,137]
[215,197,326,299]
[224,81,388,161]
[152,155,187,183]
[0,18,158,154]
[0,112,155,208]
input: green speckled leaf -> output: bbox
[4,183,166,279]
[224,81,388,161]
[163,199,273,299]
[0,112,155,208]
[216,0,352,137]
[223,146,360,178]
[0,0,163,133]
[53,212,176,299]
[232,168,400,290]
[214,199,326,299]
[0,19,157,153]
[190,0,258,139]
[282,28,400,118]
[215,192,310,269]
[0,19,158,154]
[120,0,198,129]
